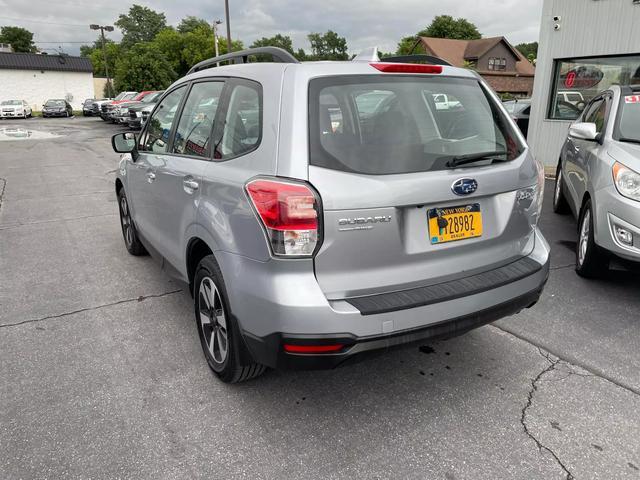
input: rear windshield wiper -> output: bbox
[447,151,509,168]
[619,137,640,145]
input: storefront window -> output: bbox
[548,54,640,120]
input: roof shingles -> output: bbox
[0,52,93,73]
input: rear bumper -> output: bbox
[218,228,550,370]
[244,286,544,370]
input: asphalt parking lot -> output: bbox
[1,116,639,480]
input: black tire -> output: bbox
[553,163,570,214]
[576,199,609,278]
[194,255,265,383]
[117,189,147,256]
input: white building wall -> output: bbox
[0,70,94,111]
[528,0,640,167]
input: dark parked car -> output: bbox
[503,98,531,137]
[42,99,73,118]
[126,91,164,129]
[82,99,96,116]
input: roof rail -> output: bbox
[379,54,452,67]
[187,47,299,74]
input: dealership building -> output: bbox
[528,0,640,167]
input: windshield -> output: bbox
[83,99,94,105]
[45,100,65,107]
[114,92,128,101]
[141,92,162,103]
[616,94,640,143]
[123,93,137,101]
[503,101,531,114]
[2,100,22,106]
[309,76,524,175]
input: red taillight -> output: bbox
[370,63,443,74]
[283,344,345,354]
[245,178,321,256]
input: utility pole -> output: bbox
[90,24,114,97]
[213,19,222,58]
[224,0,232,53]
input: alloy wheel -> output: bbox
[198,277,228,364]
[119,195,133,247]
[578,208,590,266]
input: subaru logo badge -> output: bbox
[451,178,478,196]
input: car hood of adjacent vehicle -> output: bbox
[608,141,640,169]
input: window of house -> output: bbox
[488,58,506,71]
[548,54,640,120]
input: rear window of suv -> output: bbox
[309,75,523,175]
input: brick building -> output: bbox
[412,36,535,97]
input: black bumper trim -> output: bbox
[242,284,545,370]
[346,257,543,316]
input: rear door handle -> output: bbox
[183,178,199,193]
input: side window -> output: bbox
[172,82,223,158]
[583,98,607,133]
[140,87,185,153]
[217,82,262,159]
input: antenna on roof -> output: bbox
[352,47,380,62]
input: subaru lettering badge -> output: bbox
[451,178,478,196]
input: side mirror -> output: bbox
[569,122,598,141]
[112,132,137,154]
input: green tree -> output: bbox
[177,16,212,34]
[250,34,294,54]
[0,26,37,53]
[80,38,120,77]
[152,26,243,77]
[515,41,538,61]
[396,36,425,55]
[113,42,176,92]
[115,4,167,48]
[419,15,481,40]
[307,30,348,60]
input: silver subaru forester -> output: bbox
[112,47,550,382]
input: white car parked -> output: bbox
[1,100,32,119]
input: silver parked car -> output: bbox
[112,47,550,383]
[554,85,640,277]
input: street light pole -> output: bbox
[224,0,232,53]
[213,19,222,58]
[90,24,114,97]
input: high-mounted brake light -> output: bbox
[245,179,321,257]
[370,63,443,74]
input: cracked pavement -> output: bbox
[1,117,639,479]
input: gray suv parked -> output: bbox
[112,47,550,382]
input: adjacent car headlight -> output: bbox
[613,162,640,201]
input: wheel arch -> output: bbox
[186,237,215,294]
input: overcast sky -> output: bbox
[0,0,543,56]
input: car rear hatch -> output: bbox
[305,71,543,300]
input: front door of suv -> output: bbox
[149,80,225,273]
[129,86,186,251]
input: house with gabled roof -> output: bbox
[411,36,535,97]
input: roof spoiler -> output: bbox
[352,47,452,67]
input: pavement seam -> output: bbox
[0,289,183,329]
[491,324,640,397]
[0,212,118,230]
[550,263,575,271]
[0,177,5,213]
[520,348,575,480]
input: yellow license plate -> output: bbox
[428,204,482,244]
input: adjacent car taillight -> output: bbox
[245,178,322,257]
